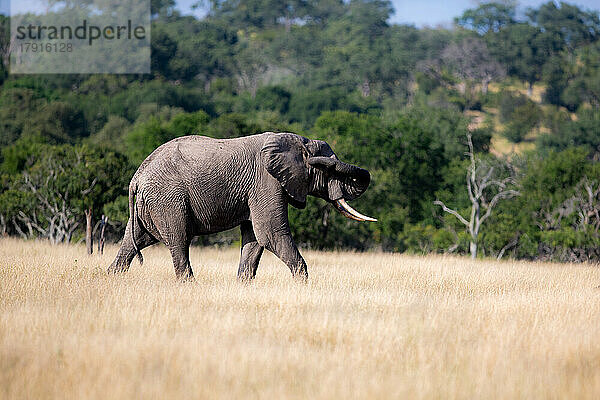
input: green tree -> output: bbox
[455,2,516,35]
[151,26,178,78]
[0,144,130,246]
[0,88,47,147]
[489,23,558,96]
[160,18,238,84]
[315,0,395,96]
[203,0,312,30]
[526,1,600,53]
[88,116,131,149]
[125,111,210,165]
[22,101,87,144]
[254,85,291,114]
[511,148,600,261]
[151,0,176,19]
[499,92,541,144]
[204,112,262,139]
[542,53,570,106]
[562,42,600,110]
[537,109,600,158]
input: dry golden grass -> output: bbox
[490,135,537,156]
[2,237,600,399]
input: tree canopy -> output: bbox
[1,0,599,262]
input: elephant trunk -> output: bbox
[308,156,367,178]
[308,157,377,222]
[332,159,362,176]
[332,161,375,221]
[307,156,376,222]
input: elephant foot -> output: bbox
[176,273,195,283]
[291,268,308,283]
[174,267,195,282]
[107,259,129,274]
[237,271,255,283]
[237,263,259,282]
[106,263,127,275]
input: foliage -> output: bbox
[526,1,600,53]
[487,23,557,90]
[455,2,516,35]
[498,92,541,143]
[537,109,600,158]
[0,143,131,243]
[0,1,599,262]
[441,36,505,94]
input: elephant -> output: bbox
[108,132,376,281]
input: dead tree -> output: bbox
[235,39,269,98]
[15,155,97,244]
[540,177,600,233]
[19,172,81,244]
[441,37,506,95]
[434,134,520,259]
[85,208,93,254]
[573,178,600,233]
[98,215,107,255]
[0,16,15,73]
[0,214,6,236]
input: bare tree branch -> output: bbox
[433,200,470,227]
[497,234,520,260]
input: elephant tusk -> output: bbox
[334,199,377,222]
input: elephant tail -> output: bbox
[129,180,143,266]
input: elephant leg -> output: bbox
[269,233,308,281]
[150,206,194,281]
[108,217,158,274]
[251,202,307,281]
[237,221,264,281]
[169,244,194,281]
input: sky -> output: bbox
[391,0,600,27]
[1,0,600,27]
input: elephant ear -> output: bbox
[261,133,309,205]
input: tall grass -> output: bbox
[1,237,599,399]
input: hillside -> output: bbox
[0,1,599,261]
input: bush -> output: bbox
[499,92,540,143]
[201,113,262,139]
[537,109,600,158]
[499,91,528,123]
[254,85,291,114]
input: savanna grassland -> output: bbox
[1,237,600,399]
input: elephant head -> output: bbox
[261,133,376,222]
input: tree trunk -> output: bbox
[319,207,329,246]
[469,241,477,259]
[481,78,490,95]
[361,79,370,97]
[527,82,533,98]
[98,215,107,255]
[85,208,93,255]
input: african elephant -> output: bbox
[108,132,376,281]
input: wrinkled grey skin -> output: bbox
[108,132,371,281]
